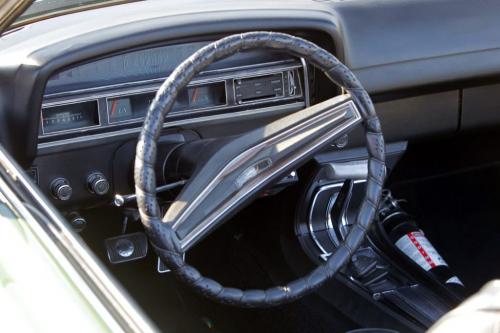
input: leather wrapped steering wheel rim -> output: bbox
[134,31,386,308]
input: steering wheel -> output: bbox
[134,32,386,308]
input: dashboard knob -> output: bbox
[50,178,72,201]
[67,212,87,232]
[87,172,110,195]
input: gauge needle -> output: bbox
[191,87,199,104]
[111,100,118,115]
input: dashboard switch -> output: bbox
[87,172,110,195]
[67,212,87,232]
[50,177,72,201]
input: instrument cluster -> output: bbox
[38,41,308,145]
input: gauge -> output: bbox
[41,101,99,135]
[108,94,160,123]
[186,82,226,110]
[105,81,227,125]
[107,97,133,123]
[188,86,211,108]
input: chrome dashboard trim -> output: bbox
[43,59,300,100]
[37,101,306,151]
[43,64,303,105]
[300,57,311,107]
[308,181,343,259]
[39,60,306,139]
[310,179,367,261]
[97,66,303,119]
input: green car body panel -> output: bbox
[0,192,116,332]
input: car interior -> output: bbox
[1,0,500,332]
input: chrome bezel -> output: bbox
[233,72,285,105]
[40,99,101,136]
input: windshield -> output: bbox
[16,0,134,23]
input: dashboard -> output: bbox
[39,41,306,143]
[33,40,310,208]
[2,0,500,209]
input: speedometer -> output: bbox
[41,100,100,135]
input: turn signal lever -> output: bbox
[113,137,302,208]
[113,180,187,207]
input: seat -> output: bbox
[429,280,500,332]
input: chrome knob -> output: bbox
[115,239,135,258]
[67,212,87,232]
[50,178,72,201]
[87,172,110,196]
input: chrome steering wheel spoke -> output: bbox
[167,94,362,251]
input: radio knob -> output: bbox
[87,172,110,196]
[50,178,72,201]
